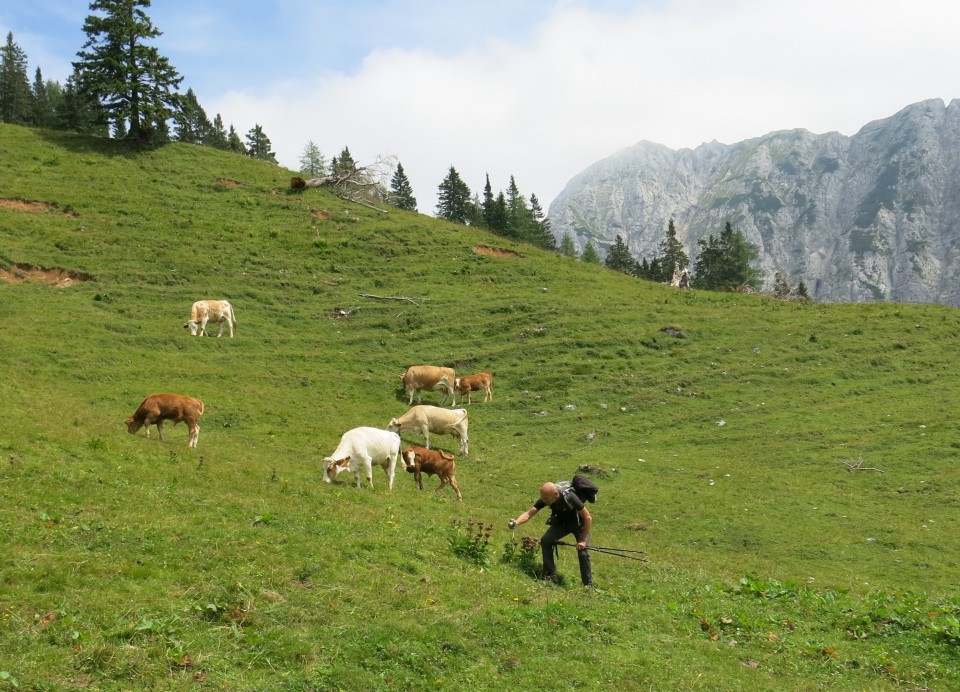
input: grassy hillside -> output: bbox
[1,124,958,690]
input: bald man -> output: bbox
[509,481,593,587]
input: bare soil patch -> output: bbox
[215,178,241,186]
[0,263,94,287]
[473,245,521,258]
[0,197,78,217]
[311,209,331,219]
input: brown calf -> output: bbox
[402,445,462,501]
[125,393,205,448]
[454,372,493,404]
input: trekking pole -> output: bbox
[555,541,649,562]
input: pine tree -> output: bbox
[0,32,33,125]
[581,241,601,264]
[31,67,53,128]
[245,124,277,163]
[173,88,212,144]
[57,67,108,135]
[226,124,245,154]
[692,221,762,290]
[332,146,356,174]
[299,140,327,178]
[75,0,183,143]
[208,114,229,149]
[527,194,556,250]
[505,175,533,239]
[436,166,471,223]
[481,174,496,228]
[559,232,577,258]
[795,280,809,299]
[605,235,636,274]
[660,218,689,279]
[389,161,417,211]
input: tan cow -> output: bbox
[125,393,204,448]
[454,372,493,404]
[184,300,236,337]
[387,405,469,455]
[399,365,456,406]
[402,446,462,501]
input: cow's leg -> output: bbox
[386,452,397,491]
[216,321,225,337]
[189,423,200,448]
[415,468,424,490]
[450,477,463,502]
[422,426,430,449]
[155,420,165,441]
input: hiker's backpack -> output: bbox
[555,474,599,507]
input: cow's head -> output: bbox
[125,416,142,435]
[184,320,200,335]
[402,450,418,472]
[386,418,400,433]
[323,456,351,483]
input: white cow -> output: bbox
[387,405,469,455]
[184,300,236,337]
[322,427,401,490]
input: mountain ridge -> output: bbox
[548,98,960,305]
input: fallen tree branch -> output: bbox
[358,292,430,306]
[838,455,884,473]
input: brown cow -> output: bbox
[399,365,456,406]
[402,446,462,501]
[125,393,205,448]
[454,372,493,404]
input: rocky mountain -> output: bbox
[547,99,960,305]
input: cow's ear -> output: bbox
[339,456,351,467]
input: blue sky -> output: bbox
[3,0,960,214]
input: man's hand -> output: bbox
[508,519,517,529]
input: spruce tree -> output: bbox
[436,166,471,223]
[208,114,229,149]
[332,146,356,174]
[660,218,689,279]
[605,235,636,274]
[75,0,183,143]
[32,67,53,128]
[527,194,556,250]
[227,124,245,154]
[692,221,762,291]
[389,161,417,211]
[299,140,327,178]
[0,32,33,125]
[505,175,532,239]
[245,124,277,163]
[481,174,496,228]
[173,88,212,144]
[582,241,601,264]
[57,67,108,135]
[559,232,577,258]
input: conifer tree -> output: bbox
[299,140,327,177]
[75,0,183,143]
[436,166,471,223]
[527,194,556,250]
[559,232,577,258]
[245,124,277,163]
[605,235,636,274]
[659,218,689,279]
[692,221,762,290]
[389,161,417,211]
[227,124,245,154]
[57,67,108,135]
[31,67,53,128]
[173,88,212,144]
[582,241,601,264]
[332,146,356,174]
[795,280,809,299]
[0,32,33,124]
[208,114,229,149]
[505,175,532,239]
[481,174,497,228]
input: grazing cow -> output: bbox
[402,445,462,501]
[454,372,493,404]
[184,300,236,337]
[399,365,456,406]
[322,427,401,490]
[125,393,204,448]
[387,405,469,455]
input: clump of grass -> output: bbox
[501,535,542,579]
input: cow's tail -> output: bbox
[197,400,205,416]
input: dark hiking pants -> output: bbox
[541,524,592,586]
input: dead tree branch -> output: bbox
[838,455,884,473]
[292,154,396,213]
[358,292,429,306]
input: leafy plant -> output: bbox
[449,519,493,567]
[501,535,542,579]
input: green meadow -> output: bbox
[1,124,958,690]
